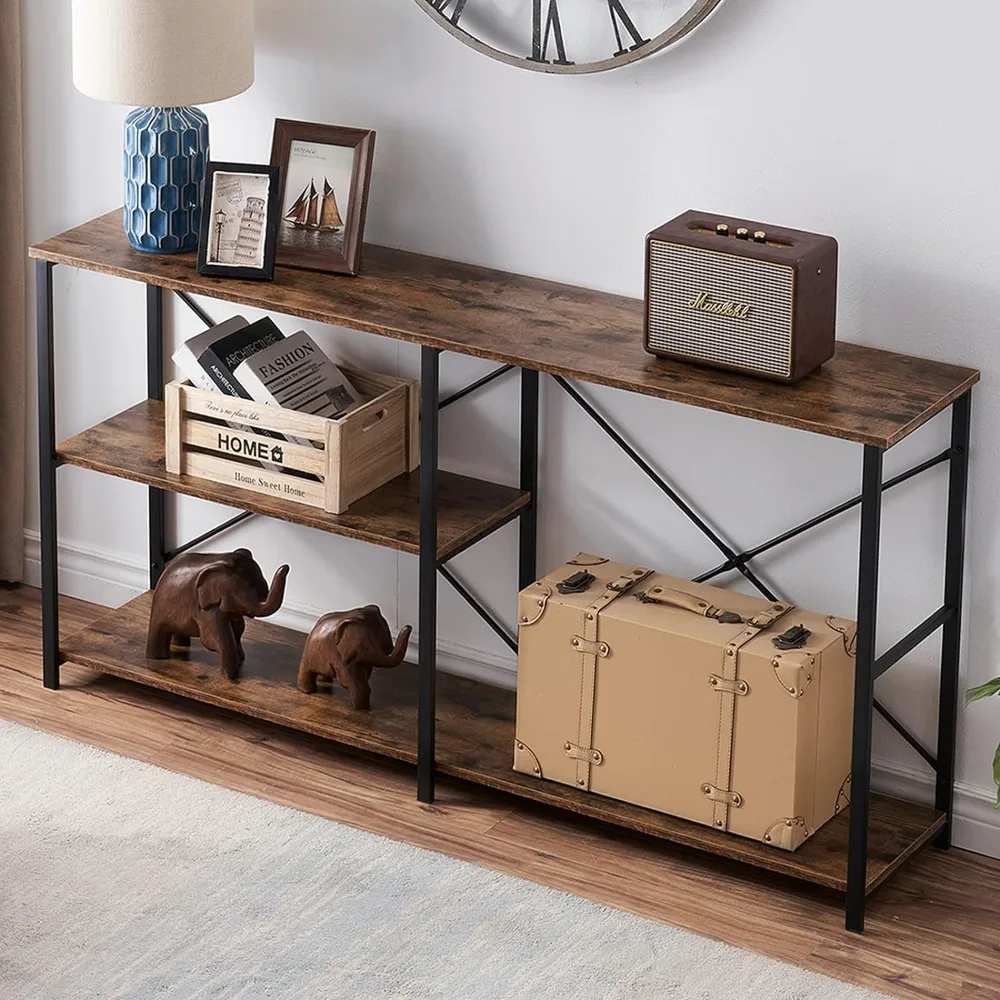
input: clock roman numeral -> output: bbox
[607,0,649,55]
[529,0,573,66]
[429,0,467,26]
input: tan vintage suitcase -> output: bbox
[513,554,857,850]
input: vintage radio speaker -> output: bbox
[644,211,838,383]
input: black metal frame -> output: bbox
[36,261,59,691]
[147,286,166,589]
[35,268,971,936]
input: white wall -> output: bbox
[20,0,1000,854]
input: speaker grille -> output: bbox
[646,241,795,378]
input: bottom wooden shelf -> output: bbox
[62,592,945,896]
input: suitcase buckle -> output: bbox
[606,569,649,592]
[557,571,595,594]
[714,610,744,625]
[748,604,791,630]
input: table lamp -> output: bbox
[71,0,254,254]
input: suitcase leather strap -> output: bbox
[574,567,653,790]
[712,601,794,831]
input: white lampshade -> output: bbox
[72,0,254,107]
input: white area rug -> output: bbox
[0,720,888,999]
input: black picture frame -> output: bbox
[197,162,282,281]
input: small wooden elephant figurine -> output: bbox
[298,605,412,710]
[146,548,289,681]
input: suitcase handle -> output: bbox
[637,586,744,625]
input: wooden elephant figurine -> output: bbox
[146,548,289,680]
[298,605,412,710]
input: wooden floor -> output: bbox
[1,587,998,999]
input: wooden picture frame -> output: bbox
[197,162,281,281]
[269,120,376,277]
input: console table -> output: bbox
[30,211,979,934]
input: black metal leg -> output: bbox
[147,285,166,587]
[519,369,539,590]
[417,346,440,803]
[846,445,884,933]
[36,261,60,690]
[936,389,972,847]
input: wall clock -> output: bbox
[412,0,726,74]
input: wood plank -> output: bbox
[180,451,327,508]
[176,381,330,440]
[179,421,328,476]
[3,586,1000,1000]
[31,211,979,448]
[56,399,529,560]
[61,591,945,895]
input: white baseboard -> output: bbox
[23,531,999,858]
[23,530,148,607]
[870,756,999,857]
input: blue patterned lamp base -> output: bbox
[123,106,209,254]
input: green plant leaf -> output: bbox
[994,743,1000,808]
[965,677,1000,705]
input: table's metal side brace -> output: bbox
[874,700,937,770]
[175,289,215,328]
[875,605,955,680]
[167,511,256,560]
[147,286,167,588]
[36,260,61,690]
[439,365,516,409]
[936,388,972,847]
[438,565,518,653]
[552,375,778,603]
[696,449,952,585]
[417,346,440,804]
[165,289,253,561]
[846,444,883,934]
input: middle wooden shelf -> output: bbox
[56,399,530,560]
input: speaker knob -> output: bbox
[753,231,767,243]
[716,224,730,237]
[736,228,750,240]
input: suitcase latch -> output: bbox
[773,624,811,650]
[701,783,743,808]
[564,741,604,765]
[557,570,595,594]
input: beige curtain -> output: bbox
[0,0,25,581]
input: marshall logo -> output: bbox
[687,291,752,320]
[218,431,284,465]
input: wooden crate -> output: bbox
[164,368,419,514]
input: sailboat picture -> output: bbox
[283,178,344,233]
[272,121,376,276]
